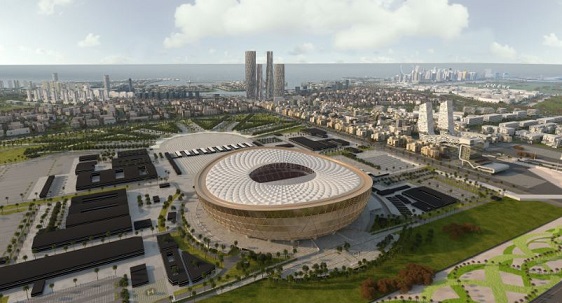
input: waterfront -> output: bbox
[1,63,562,89]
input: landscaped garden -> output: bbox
[201,199,562,303]
[382,217,562,302]
[191,115,229,130]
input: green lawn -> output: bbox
[0,147,28,164]
[535,96,562,115]
[201,200,562,303]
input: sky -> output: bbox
[0,0,561,64]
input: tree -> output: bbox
[0,205,3,214]
[49,283,54,293]
[360,278,377,300]
[23,284,30,299]
[95,267,100,280]
[73,278,78,287]
[113,265,118,276]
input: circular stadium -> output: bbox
[194,147,373,241]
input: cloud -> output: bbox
[289,43,316,55]
[78,33,101,48]
[100,55,132,64]
[490,42,517,60]
[37,0,73,15]
[164,0,468,50]
[543,33,562,48]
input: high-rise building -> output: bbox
[128,78,134,93]
[245,51,257,99]
[103,75,111,96]
[438,100,455,135]
[265,51,274,99]
[52,73,59,82]
[256,64,263,100]
[418,102,434,135]
[273,64,285,98]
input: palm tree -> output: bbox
[4,197,8,206]
[49,283,54,293]
[73,278,78,287]
[23,285,30,299]
[94,267,99,280]
[113,265,118,276]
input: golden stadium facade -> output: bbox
[194,147,373,241]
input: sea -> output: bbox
[1,64,561,89]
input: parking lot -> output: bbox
[0,151,94,203]
[0,212,24,254]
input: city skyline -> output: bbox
[0,0,561,65]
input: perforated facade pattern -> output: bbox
[204,148,361,206]
[195,148,373,241]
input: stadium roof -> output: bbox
[201,148,363,206]
[481,162,510,174]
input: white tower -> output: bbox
[418,102,434,135]
[438,100,455,135]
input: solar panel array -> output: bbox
[403,186,458,212]
[387,196,412,217]
[170,142,254,159]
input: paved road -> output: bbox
[22,277,119,303]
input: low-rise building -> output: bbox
[421,144,441,159]
[406,141,422,153]
[542,134,562,148]
[6,127,31,136]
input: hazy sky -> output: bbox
[1,0,561,64]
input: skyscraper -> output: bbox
[128,78,134,93]
[256,64,263,100]
[52,73,58,82]
[274,64,285,98]
[265,51,274,99]
[245,51,257,99]
[438,100,455,135]
[418,102,434,135]
[103,75,110,96]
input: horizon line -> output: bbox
[1,62,561,66]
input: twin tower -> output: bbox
[245,51,285,100]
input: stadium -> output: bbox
[194,147,373,241]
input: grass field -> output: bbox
[534,96,562,115]
[0,100,34,111]
[201,200,562,303]
[0,147,27,164]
